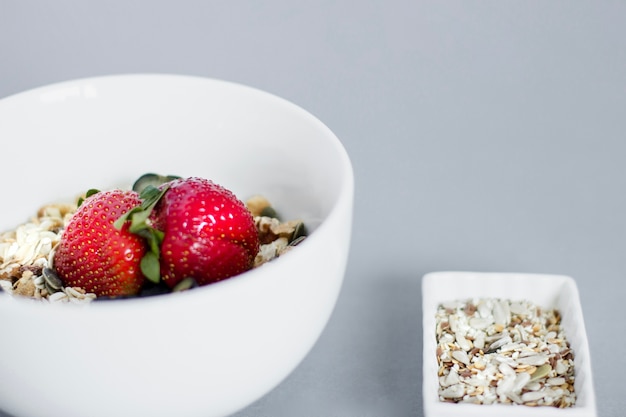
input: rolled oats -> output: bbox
[0,203,92,303]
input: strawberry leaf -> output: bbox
[114,182,173,284]
[128,209,152,233]
[77,188,100,207]
[138,185,167,210]
[86,188,100,198]
[140,251,161,284]
[114,185,169,232]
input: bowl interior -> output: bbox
[0,74,350,232]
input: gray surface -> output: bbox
[1,1,624,416]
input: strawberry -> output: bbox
[53,175,260,298]
[53,189,147,297]
[150,177,260,288]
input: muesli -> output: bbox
[0,184,305,303]
[435,298,576,408]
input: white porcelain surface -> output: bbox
[0,74,354,417]
[422,271,597,417]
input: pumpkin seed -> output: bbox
[172,277,198,292]
[132,173,180,193]
[260,206,278,219]
[42,267,63,291]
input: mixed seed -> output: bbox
[0,194,305,303]
[435,298,576,408]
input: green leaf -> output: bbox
[146,229,164,255]
[129,209,152,233]
[114,185,169,232]
[114,176,175,285]
[139,185,161,205]
[85,189,100,198]
[140,185,169,210]
[114,209,132,230]
[140,251,161,284]
[77,188,101,208]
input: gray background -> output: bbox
[1,1,624,416]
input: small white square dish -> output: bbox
[422,271,597,417]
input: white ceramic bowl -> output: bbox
[422,271,597,417]
[0,74,354,417]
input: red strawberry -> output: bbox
[152,177,260,288]
[53,189,147,297]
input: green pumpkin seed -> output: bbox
[132,173,180,193]
[260,206,278,219]
[288,235,306,247]
[42,267,63,291]
[290,222,307,242]
[173,277,198,292]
